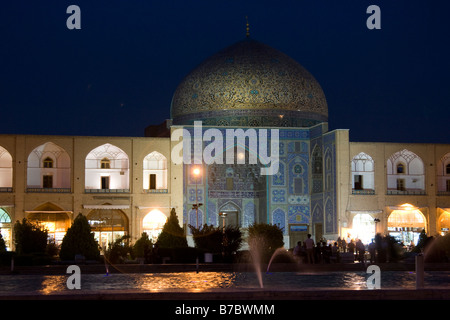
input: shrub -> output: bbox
[247,223,284,263]
[189,224,243,259]
[189,224,222,253]
[106,235,132,264]
[133,232,153,262]
[59,213,100,261]
[14,218,48,254]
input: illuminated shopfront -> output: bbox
[351,213,377,244]
[86,206,129,250]
[438,209,450,236]
[388,203,426,245]
[142,209,167,242]
[26,203,72,245]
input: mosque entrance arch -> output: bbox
[218,202,240,228]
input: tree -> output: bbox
[106,235,131,264]
[59,213,100,261]
[133,232,153,261]
[189,224,222,253]
[248,223,284,263]
[156,208,187,248]
[14,218,48,254]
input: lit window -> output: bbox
[43,157,53,168]
[101,158,110,169]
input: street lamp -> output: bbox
[192,167,202,228]
[374,218,380,236]
[219,212,227,259]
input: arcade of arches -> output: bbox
[348,204,442,247]
[0,204,170,250]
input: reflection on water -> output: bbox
[39,276,66,294]
[0,271,449,295]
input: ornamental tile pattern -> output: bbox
[171,38,328,127]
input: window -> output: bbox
[226,177,234,190]
[149,174,156,190]
[43,157,53,168]
[397,163,405,174]
[354,175,363,190]
[446,164,450,175]
[447,180,450,192]
[101,176,110,189]
[397,179,405,191]
[101,158,111,169]
[294,177,303,194]
[43,175,53,188]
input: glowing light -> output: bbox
[143,209,167,230]
[193,167,201,176]
[143,209,168,241]
[388,203,425,228]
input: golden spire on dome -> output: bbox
[245,16,250,38]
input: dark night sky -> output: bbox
[1,0,449,143]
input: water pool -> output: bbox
[0,271,449,295]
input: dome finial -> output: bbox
[245,16,250,38]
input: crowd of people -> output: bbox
[293,234,378,264]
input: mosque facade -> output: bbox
[1,37,450,251]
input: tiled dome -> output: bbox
[171,38,328,127]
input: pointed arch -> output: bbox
[27,202,72,245]
[437,152,450,194]
[27,142,71,190]
[0,146,13,190]
[387,149,425,194]
[85,143,129,191]
[87,204,129,249]
[351,152,374,193]
[143,151,167,190]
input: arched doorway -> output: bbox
[0,208,12,250]
[142,209,167,242]
[26,203,72,245]
[87,207,129,250]
[388,204,426,245]
[218,202,240,229]
[438,210,450,235]
[352,213,376,244]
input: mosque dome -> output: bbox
[170,37,328,127]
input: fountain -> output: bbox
[266,247,295,273]
[248,237,264,288]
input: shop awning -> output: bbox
[25,211,73,214]
[83,205,130,210]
